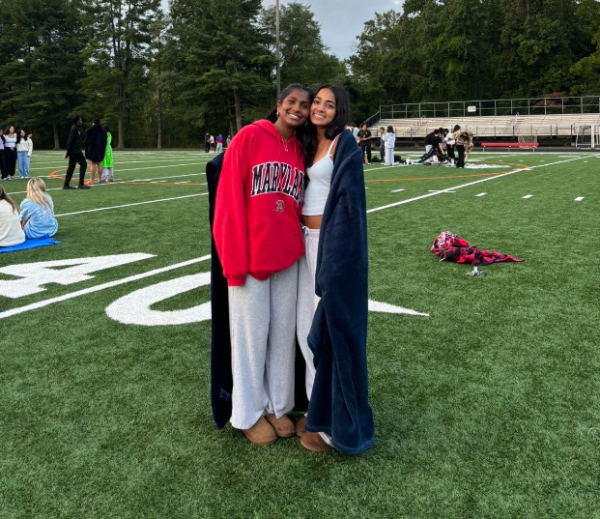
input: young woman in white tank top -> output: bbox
[296,85,346,453]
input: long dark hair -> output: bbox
[266,83,314,169]
[0,184,19,214]
[301,84,351,168]
[16,129,28,144]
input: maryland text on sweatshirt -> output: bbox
[213,120,306,287]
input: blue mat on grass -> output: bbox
[0,236,60,254]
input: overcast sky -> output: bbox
[261,0,405,59]
[161,1,405,60]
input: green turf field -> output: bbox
[1,149,599,518]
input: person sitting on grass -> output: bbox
[20,178,58,239]
[0,184,25,247]
[84,119,107,185]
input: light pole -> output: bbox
[275,0,281,98]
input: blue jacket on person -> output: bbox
[20,197,58,240]
[305,129,375,455]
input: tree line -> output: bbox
[0,0,598,149]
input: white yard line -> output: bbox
[522,194,533,199]
[29,157,210,168]
[114,162,205,173]
[366,155,587,214]
[26,161,206,173]
[391,188,405,193]
[8,173,205,196]
[55,193,207,217]
[0,256,211,320]
[574,197,585,202]
[476,192,487,197]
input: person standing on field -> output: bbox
[0,129,6,180]
[357,123,373,164]
[205,132,210,153]
[378,127,386,162]
[215,134,223,154]
[3,126,17,180]
[100,125,114,183]
[211,83,313,447]
[16,130,33,179]
[64,116,89,190]
[84,119,107,185]
[384,126,396,165]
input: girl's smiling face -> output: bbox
[311,88,336,128]
[277,89,311,129]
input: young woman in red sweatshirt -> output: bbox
[213,84,313,446]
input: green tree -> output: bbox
[259,2,341,89]
[0,0,86,148]
[570,0,600,94]
[80,0,160,148]
[169,0,274,134]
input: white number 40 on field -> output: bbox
[0,254,427,326]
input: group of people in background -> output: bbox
[350,123,397,166]
[417,126,474,168]
[204,133,230,154]
[64,116,114,189]
[346,121,476,168]
[0,178,58,247]
[0,126,34,180]
[0,115,116,248]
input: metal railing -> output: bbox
[378,95,600,120]
[390,124,583,139]
[362,111,381,129]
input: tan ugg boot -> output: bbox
[265,414,296,438]
[300,431,334,453]
[296,416,306,437]
[242,417,277,446]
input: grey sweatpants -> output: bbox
[101,167,114,182]
[297,226,333,446]
[228,264,298,430]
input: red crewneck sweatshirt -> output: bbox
[213,120,306,287]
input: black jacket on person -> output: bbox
[84,125,107,163]
[305,129,374,455]
[66,124,84,157]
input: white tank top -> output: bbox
[302,139,336,216]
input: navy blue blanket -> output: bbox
[206,152,233,429]
[306,130,375,454]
